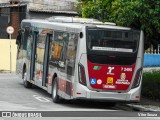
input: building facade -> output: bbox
[0,0,77,38]
[0,1,27,38]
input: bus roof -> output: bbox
[21,17,131,31]
[47,16,116,26]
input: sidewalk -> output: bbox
[126,97,160,111]
[135,67,160,111]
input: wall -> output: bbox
[144,54,160,67]
[0,16,8,39]
[0,0,10,3]
[27,0,76,11]
[0,39,17,72]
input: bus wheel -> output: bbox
[22,70,32,88]
[107,102,117,107]
[52,78,61,103]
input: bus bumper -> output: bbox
[75,84,141,103]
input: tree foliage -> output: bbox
[78,0,160,49]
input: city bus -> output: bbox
[16,16,144,104]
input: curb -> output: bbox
[126,104,160,112]
[143,67,160,73]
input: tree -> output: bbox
[78,0,160,49]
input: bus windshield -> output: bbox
[87,28,140,53]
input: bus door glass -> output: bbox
[30,31,38,80]
[34,30,47,85]
[24,27,32,78]
[42,33,52,87]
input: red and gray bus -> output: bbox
[16,17,144,104]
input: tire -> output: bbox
[52,77,61,103]
[107,102,117,107]
[22,70,32,88]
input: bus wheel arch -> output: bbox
[52,73,57,83]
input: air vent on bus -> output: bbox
[47,16,116,26]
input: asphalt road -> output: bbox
[0,73,120,111]
[0,74,124,111]
[0,73,159,120]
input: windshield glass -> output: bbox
[87,28,140,53]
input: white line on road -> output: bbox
[33,95,51,103]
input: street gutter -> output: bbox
[126,104,160,112]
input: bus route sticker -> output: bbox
[90,78,96,85]
[116,73,130,85]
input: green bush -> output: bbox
[142,71,160,100]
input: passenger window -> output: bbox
[66,33,78,76]
[49,31,69,68]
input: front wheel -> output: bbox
[52,78,61,103]
[22,70,32,88]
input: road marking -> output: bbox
[33,95,51,102]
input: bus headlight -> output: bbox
[132,68,143,89]
[78,64,87,86]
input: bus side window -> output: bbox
[49,31,69,69]
[66,33,78,76]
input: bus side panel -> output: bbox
[47,30,79,99]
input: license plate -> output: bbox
[103,84,116,89]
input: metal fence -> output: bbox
[145,44,160,54]
[144,44,160,67]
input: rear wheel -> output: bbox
[22,69,32,88]
[52,77,61,103]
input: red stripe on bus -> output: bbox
[58,78,66,93]
[87,60,135,91]
[58,78,73,96]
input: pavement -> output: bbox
[125,97,160,112]
[131,67,160,111]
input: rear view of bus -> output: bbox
[76,26,144,103]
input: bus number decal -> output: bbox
[121,67,132,72]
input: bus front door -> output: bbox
[42,34,51,87]
[30,31,38,80]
